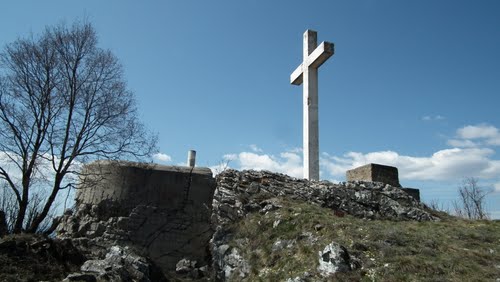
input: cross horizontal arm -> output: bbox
[290,41,334,86]
[290,64,303,85]
[308,41,334,69]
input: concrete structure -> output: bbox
[346,163,401,187]
[346,163,420,201]
[187,150,196,167]
[401,187,420,202]
[291,30,334,181]
[67,161,216,273]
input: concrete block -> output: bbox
[346,163,401,187]
[74,160,217,273]
[401,188,420,201]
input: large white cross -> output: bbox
[290,30,334,180]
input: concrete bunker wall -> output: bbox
[346,163,420,201]
[346,163,401,187]
[74,161,216,272]
[77,162,214,211]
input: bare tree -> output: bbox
[453,177,491,220]
[426,199,450,214]
[212,158,232,176]
[0,21,157,233]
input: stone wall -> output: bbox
[57,161,216,274]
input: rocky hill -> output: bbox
[210,170,499,281]
[1,169,499,281]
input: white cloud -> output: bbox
[322,148,500,181]
[225,144,500,183]
[487,136,500,146]
[249,144,263,153]
[494,182,500,193]
[153,153,172,163]
[457,124,499,139]
[229,150,303,178]
[448,124,500,148]
[447,139,478,148]
[422,115,445,121]
[223,154,238,161]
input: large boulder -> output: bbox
[318,242,353,276]
[64,245,167,282]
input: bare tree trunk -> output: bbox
[27,173,63,232]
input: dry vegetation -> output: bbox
[230,198,500,281]
[0,234,85,281]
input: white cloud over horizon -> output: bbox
[153,153,172,163]
[227,151,303,178]
[322,148,500,181]
[220,124,500,194]
[450,124,500,147]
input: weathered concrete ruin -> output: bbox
[346,163,401,187]
[346,163,420,201]
[57,161,216,277]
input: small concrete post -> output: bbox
[187,150,196,167]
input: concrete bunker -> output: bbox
[346,163,420,201]
[59,161,216,273]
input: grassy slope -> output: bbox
[229,198,500,281]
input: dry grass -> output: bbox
[229,198,500,281]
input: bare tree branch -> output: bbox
[0,20,157,233]
[453,177,491,220]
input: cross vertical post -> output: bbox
[290,30,334,180]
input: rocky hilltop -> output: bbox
[210,169,436,281]
[53,168,436,281]
[3,167,499,281]
[213,169,434,224]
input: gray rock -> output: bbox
[317,242,352,276]
[176,258,197,274]
[213,170,436,227]
[272,239,295,252]
[80,259,109,275]
[224,248,250,279]
[63,273,97,282]
[73,245,154,281]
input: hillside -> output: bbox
[214,198,500,281]
[0,169,499,281]
[210,169,500,281]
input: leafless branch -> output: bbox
[0,20,157,233]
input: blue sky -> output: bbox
[1,1,499,217]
